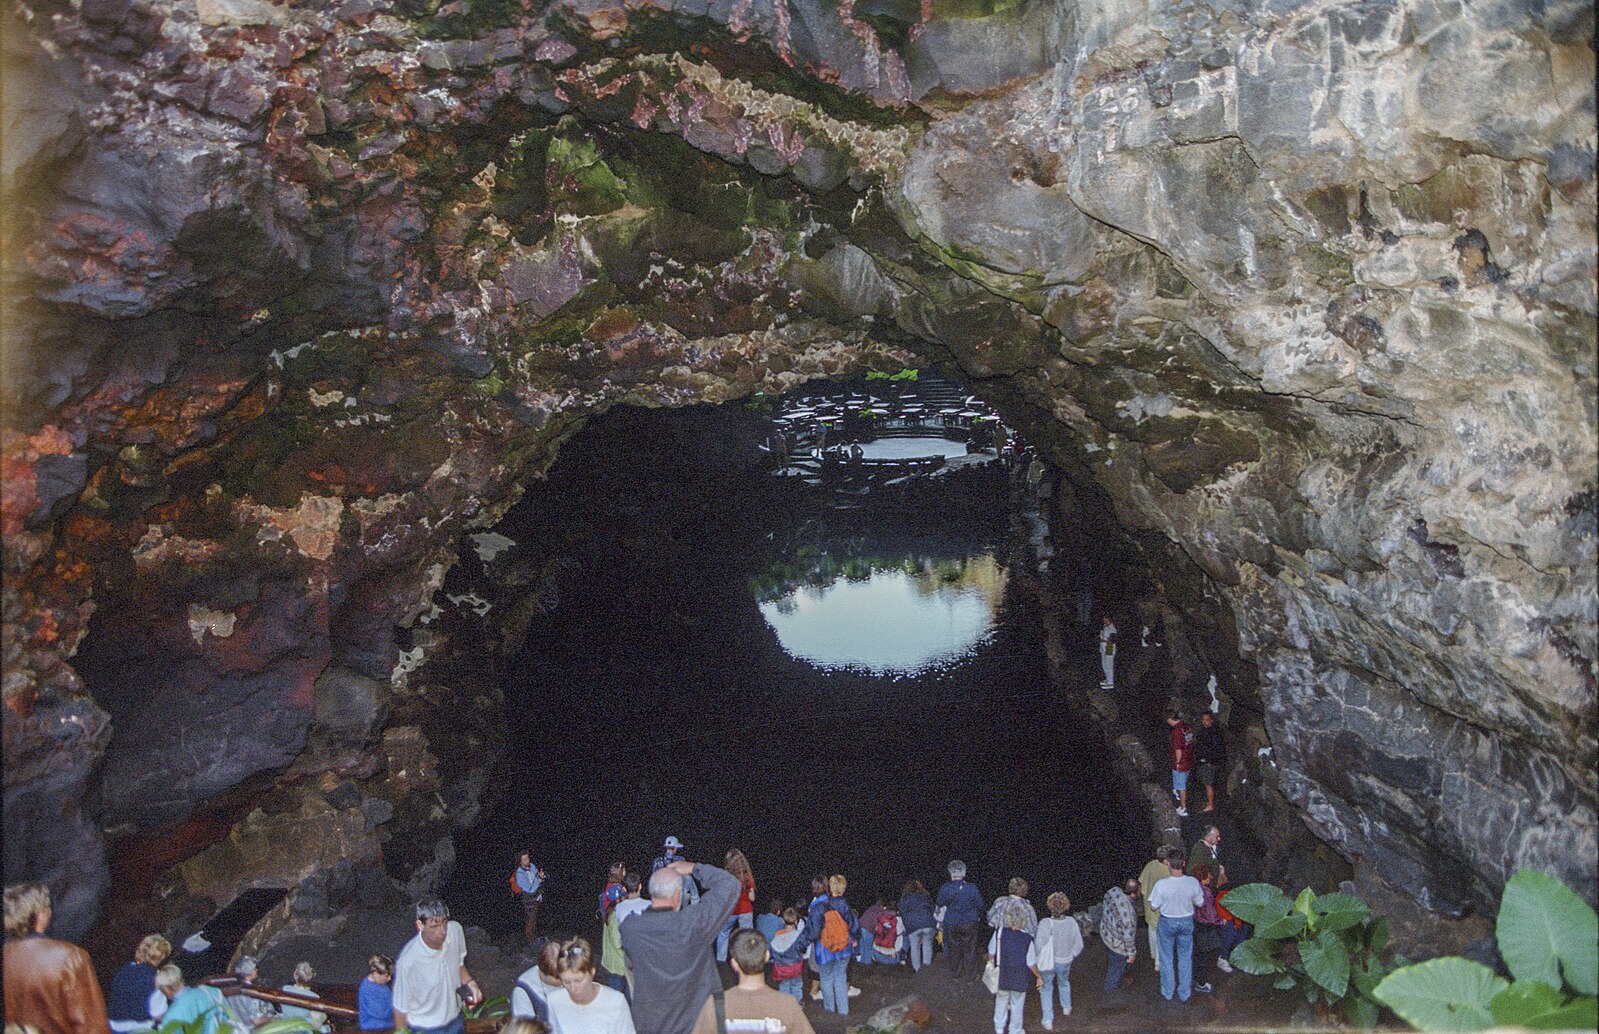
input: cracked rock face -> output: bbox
[2,0,1593,939]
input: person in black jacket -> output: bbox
[1193,712,1227,813]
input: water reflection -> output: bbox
[754,549,1008,673]
[856,437,972,460]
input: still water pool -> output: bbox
[756,552,1007,674]
[443,401,1148,942]
[856,437,972,460]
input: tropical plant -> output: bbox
[253,1020,320,1034]
[1372,868,1597,1031]
[464,993,511,1021]
[155,1012,209,1034]
[156,1006,318,1034]
[1223,883,1391,1029]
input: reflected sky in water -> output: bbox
[758,553,1007,673]
[856,437,972,460]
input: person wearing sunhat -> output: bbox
[651,836,698,905]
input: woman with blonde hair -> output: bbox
[547,938,634,1034]
[986,905,1042,1034]
[498,1020,550,1034]
[802,874,858,1016]
[716,849,757,963]
[154,965,244,1034]
[1034,892,1084,1028]
[109,935,172,1033]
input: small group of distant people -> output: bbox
[1167,708,1227,818]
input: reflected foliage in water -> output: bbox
[753,546,1008,674]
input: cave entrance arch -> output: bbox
[435,377,1155,938]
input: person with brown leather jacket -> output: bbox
[3,882,110,1034]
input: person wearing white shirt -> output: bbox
[1148,855,1207,1003]
[1034,892,1084,1028]
[611,890,652,997]
[392,900,479,1034]
[510,941,562,1024]
[547,938,635,1034]
[613,895,651,925]
[1098,617,1117,688]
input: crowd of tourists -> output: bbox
[452,820,1247,1034]
[6,690,1237,1034]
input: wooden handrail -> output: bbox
[204,977,358,1019]
[203,979,502,1033]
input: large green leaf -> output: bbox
[1231,937,1285,975]
[255,1020,321,1034]
[1497,868,1599,996]
[1255,911,1309,940]
[1373,957,1508,1031]
[1343,994,1380,1031]
[1303,928,1352,998]
[1367,914,1389,956]
[1294,887,1317,924]
[1489,980,1599,1030]
[1220,883,1294,927]
[1525,997,1598,1031]
[157,1007,213,1034]
[1352,953,1388,998]
[1312,891,1371,933]
[1489,981,1563,1026]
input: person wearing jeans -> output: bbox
[716,849,757,963]
[1098,879,1140,994]
[1148,854,1206,1002]
[1155,913,1195,1002]
[898,880,937,973]
[1103,943,1132,993]
[798,874,858,1016]
[1035,892,1083,1029]
[715,912,754,964]
[904,925,935,971]
[818,957,849,1014]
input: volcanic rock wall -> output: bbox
[2,0,1593,941]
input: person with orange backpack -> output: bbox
[510,850,547,945]
[797,874,859,1016]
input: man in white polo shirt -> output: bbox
[1147,853,1208,1004]
[393,899,481,1034]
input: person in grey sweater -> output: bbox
[619,859,738,1034]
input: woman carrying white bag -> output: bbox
[984,904,1042,1034]
[1033,892,1085,1029]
